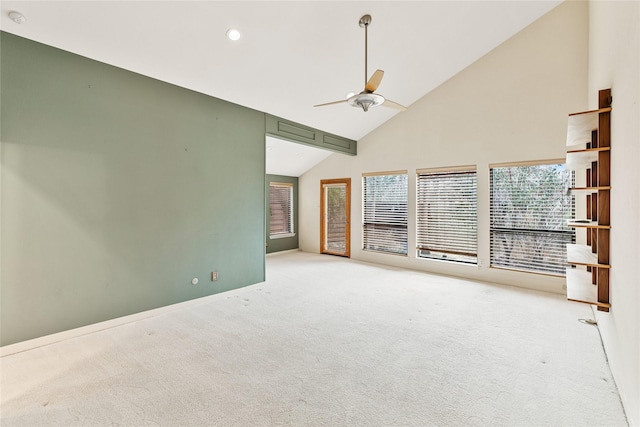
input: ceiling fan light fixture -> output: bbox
[348,92,385,112]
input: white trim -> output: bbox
[489,158,566,168]
[0,288,265,357]
[270,182,293,188]
[415,254,479,268]
[270,232,296,239]
[416,165,477,174]
[362,170,408,177]
[266,248,300,257]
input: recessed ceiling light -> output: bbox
[226,28,241,41]
[8,11,27,24]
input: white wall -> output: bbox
[300,1,588,293]
[589,2,640,425]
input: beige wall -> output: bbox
[300,1,588,293]
[589,2,640,425]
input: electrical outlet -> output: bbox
[211,271,218,282]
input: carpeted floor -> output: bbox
[0,251,628,426]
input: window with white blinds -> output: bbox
[416,167,477,264]
[269,182,294,238]
[363,172,408,255]
[490,162,574,275]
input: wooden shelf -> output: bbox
[567,244,610,268]
[567,220,611,229]
[566,268,611,308]
[568,107,612,117]
[566,107,612,147]
[566,147,610,170]
[571,186,611,194]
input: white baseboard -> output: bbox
[0,286,262,357]
[266,248,300,257]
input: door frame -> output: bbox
[320,178,351,257]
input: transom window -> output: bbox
[362,172,408,255]
[416,166,477,264]
[490,161,574,275]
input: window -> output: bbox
[490,161,574,275]
[269,182,294,238]
[362,172,408,255]
[416,166,477,264]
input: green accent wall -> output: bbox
[266,174,298,254]
[0,32,266,345]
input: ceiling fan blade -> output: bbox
[313,99,348,108]
[381,98,408,111]
[365,69,384,93]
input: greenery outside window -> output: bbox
[490,161,575,275]
[416,166,477,264]
[362,171,408,255]
[269,182,294,239]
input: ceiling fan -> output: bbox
[314,14,407,113]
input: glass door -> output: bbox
[320,178,351,257]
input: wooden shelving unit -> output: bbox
[566,268,611,308]
[566,147,611,170]
[567,220,610,229]
[566,244,611,268]
[565,88,612,312]
[566,107,612,147]
[570,186,611,193]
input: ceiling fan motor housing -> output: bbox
[348,92,384,112]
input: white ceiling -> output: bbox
[266,136,333,177]
[0,0,562,174]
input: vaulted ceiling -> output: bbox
[1,1,562,143]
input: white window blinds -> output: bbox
[269,182,293,236]
[416,167,477,264]
[490,163,574,275]
[363,172,408,255]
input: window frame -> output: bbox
[489,160,575,276]
[362,171,409,256]
[269,181,295,239]
[416,165,478,265]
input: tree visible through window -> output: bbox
[490,162,574,275]
[362,172,408,255]
[269,182,294,237]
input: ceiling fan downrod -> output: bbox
[359,14,372,91]
[352,15,384,112]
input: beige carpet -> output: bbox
[0,251,628,426]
